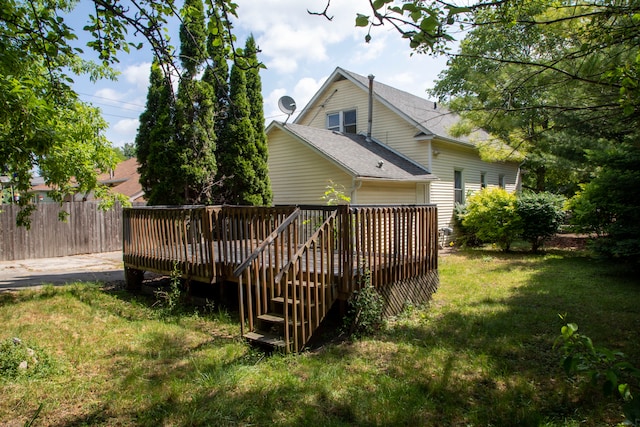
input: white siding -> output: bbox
[297,79,430,166]
[279,73,521,232]
[355,181,418,205]
[268,127,352,205]
[430,139,520,228]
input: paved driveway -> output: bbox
[0,252,125,292]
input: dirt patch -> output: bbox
[545,233,591,250]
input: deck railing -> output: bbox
[123,204,438,352]
[123,206,220,283]
[123,205,297,283]
[277,209,339,352]
[233,208,300,337]
[340,205,439,296]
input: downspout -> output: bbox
[367,74,374,141]
[350,178,362,204]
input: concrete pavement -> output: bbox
[0,252,125,292]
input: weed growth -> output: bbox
[0,337,56,381]
[342,269,384,337]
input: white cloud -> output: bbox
[122,62,152,91]
[94,88,125,103]
[113,118,139,136]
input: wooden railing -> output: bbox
[340,205,439,297]
[278,209,339,352]
[123,205,296,283]
[123,206,220,283]
[123,204,438,352]
[233,208,300,339]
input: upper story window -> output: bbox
[327,109,357,133]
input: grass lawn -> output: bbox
[1,247,638,426]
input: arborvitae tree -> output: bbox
[218,64,263,205]
[136,59,183,205]
[244,35,272,205]
[174,0,217,204]
[205,8,230,135]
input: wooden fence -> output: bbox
[0,202,134,261]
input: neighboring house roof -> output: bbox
[295,66,490,148]
[30,157,144,202]
[268,122,437,182]
[96,157,144,201]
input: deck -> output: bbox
[122,205,439,352]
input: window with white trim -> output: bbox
[481,172,487,189]
[454,170,464,205]
[327,109,357,133]
[498,174,505,189]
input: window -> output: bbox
[327,109,357,133]
[454,170,464,205]
[498,174,505,189]
[481,172,487,189]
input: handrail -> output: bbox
[232,208,301,278]
[274,208,339,284]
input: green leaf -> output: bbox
[356,14,369,27]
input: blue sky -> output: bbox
[69,0,456,148]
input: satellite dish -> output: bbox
[278,96,296,123]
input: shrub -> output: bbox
[517,191,566,252]
[461,188,522,251]
[342,270,384,337]
[554,319,640,426]
[453,203,484,247]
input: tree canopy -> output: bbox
[1,0,242,224]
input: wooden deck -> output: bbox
[122,204,439,352]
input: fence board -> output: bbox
[0,202,138,261]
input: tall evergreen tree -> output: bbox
[174,0,217,204]
[244,35,272,205]
[135,59,182,205]
[218,64,262,205]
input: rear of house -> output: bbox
[266,67,521,235]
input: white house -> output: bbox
[266,67,521,232]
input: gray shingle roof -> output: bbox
[305,67,490,146]
[276,123,436,182]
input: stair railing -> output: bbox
[233,208,301,339]
[276,209,339,352]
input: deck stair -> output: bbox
[234,208,339,353]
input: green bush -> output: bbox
[453,203,484,247]
[554,319,640,426]
[342,270,384,337]
[461,188,522,251]
[566,143,640,261]
[517,191,566,252]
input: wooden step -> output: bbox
[258,313,304,326]
[272,296,316,308]
[244,331,288,349]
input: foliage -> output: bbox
[0,338,56,381]
[460,188,522,251]
[453,202,484,248]
[217,64,262,205]
[517,192,565,252]
[244,35,272,206]
[322,180,351,205]
[342,270,384,337]
[1,252,639,425]
[136,59,183,205]
[154,263,186,317]
[554,319,640,426]
[567,143,640,262]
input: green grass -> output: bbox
[0,248,638,426]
